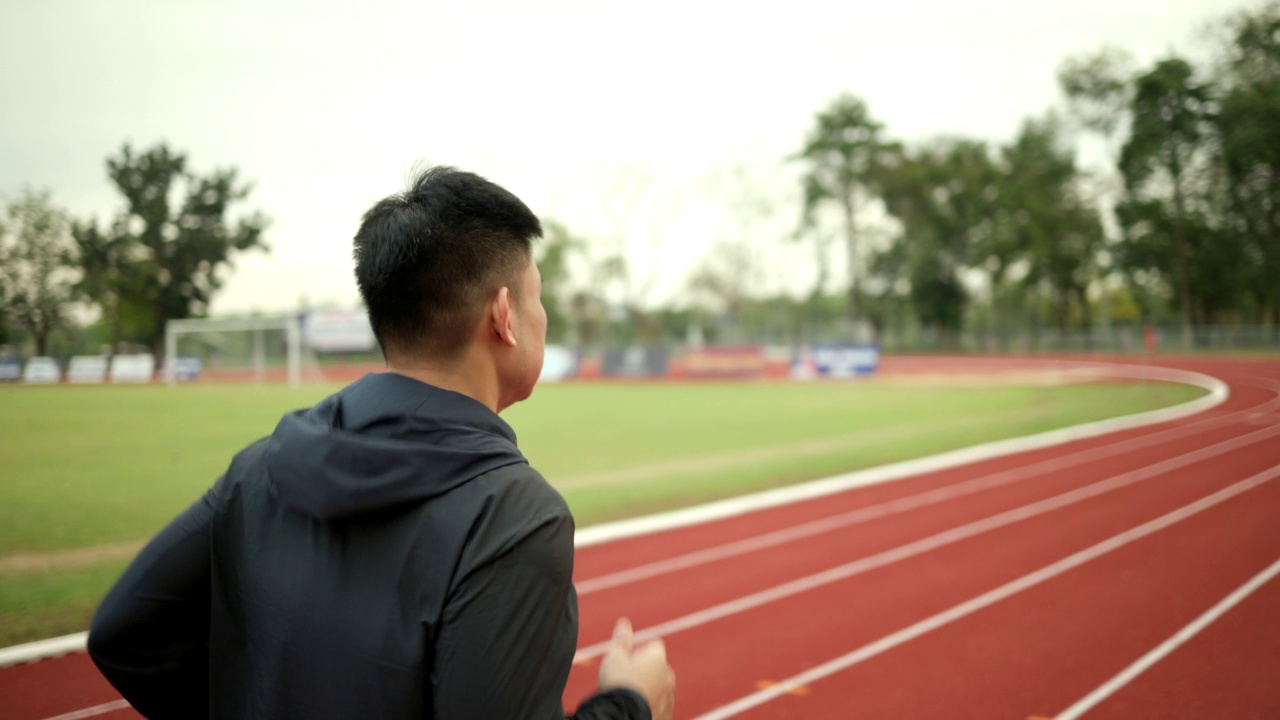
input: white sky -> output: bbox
[0,0,1250,315]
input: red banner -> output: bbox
[673,345,766,378]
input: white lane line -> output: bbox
[691,463,1280,720]
[1054,556,1280,720]
[574,363,1230,548]
[37,699,131,720]
[572,424,1280,662]
[0,633,88,669]
[576,403,1269,596]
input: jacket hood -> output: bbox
[266,373,527,520]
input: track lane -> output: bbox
[0,653,135,720]
[569,417,1280,655]
[1067,559,1280,720]
[710,463,1280,719]
[573,389,1272,598]
[565,414,1280,714]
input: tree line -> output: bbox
[3,2,1278,359]
[0,144,267,358]
[537,2,1280,351]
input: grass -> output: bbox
[0,560,130,648]
[0,377,1203,645]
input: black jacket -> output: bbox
[88,372,649,720]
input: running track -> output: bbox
[2,357,1278,719]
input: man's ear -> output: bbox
[490,287,518,347]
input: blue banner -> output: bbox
[792,344,879,378]
[0,357,19,382]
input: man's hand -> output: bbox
[598,618,675,720]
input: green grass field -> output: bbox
[0,378,1203,645]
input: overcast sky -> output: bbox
[0,0,1253,315]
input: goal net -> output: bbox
[164,309,382,386]
[164,315,308,386]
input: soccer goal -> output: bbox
[164,315,308,387]
[165,310,381,386]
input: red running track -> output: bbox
[2,357,1278,720]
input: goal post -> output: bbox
[165,315,305,387]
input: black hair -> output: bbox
[353,166,542,361]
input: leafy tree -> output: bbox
[1002,116,1103,333]
[0,213,7,347]
[1058,45,1137,338]
[0,189,78,356]
[1214,2,1280,329]
[795,93,889,322]
[537,219,583,344]
[97,142,270,355]
[1117,58,1215,344]
[1059,45,1137,148]
[908,259,966,335]
[71,216,146,355]
[533,219,626,348]
[875,138,1000,335]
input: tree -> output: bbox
[692,160,788,341]
[97,142,270,356]
[537,219,585,344]
[0,212,7,347]
[1214,2,1280,330]
[534,218,627,349]
[593,162,694,345]
[71,216,145,356]
[0,189,78,356]
[1118,58,1215,345]
[795,93,889,324]
[687,239,761,341]
[1003,116,1103,334]
[875,138,1000,337]
[1059,45,1136,148]
[1058,45,1137,340]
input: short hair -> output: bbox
[353,166,542,361]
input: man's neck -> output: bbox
[386,356,500,413]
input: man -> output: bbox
[88,166,676,720]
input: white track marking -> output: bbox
[576,401,1271,595]
[1054,556,1280,720]
[572,424,1280,662]
[692,464,1280,720]
[574,364,1228,548]
[0,632,88,668]
[36,700,130,720]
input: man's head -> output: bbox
[354,166,546,408]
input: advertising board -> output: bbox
[160,356,203,382]
[109,354,156,383]
[67,356,108,384]
[793,344,880,379]
[303,310,377,353]
[22,357,60,384]
[539,345,579,383]
[0,357,20,382]
[679,345,765,378]
[601,347,670,378]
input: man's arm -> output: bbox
[432,512,650,720]
[87,482,217,720]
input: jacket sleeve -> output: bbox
[432,511,650,720]
[87,481,218,720]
